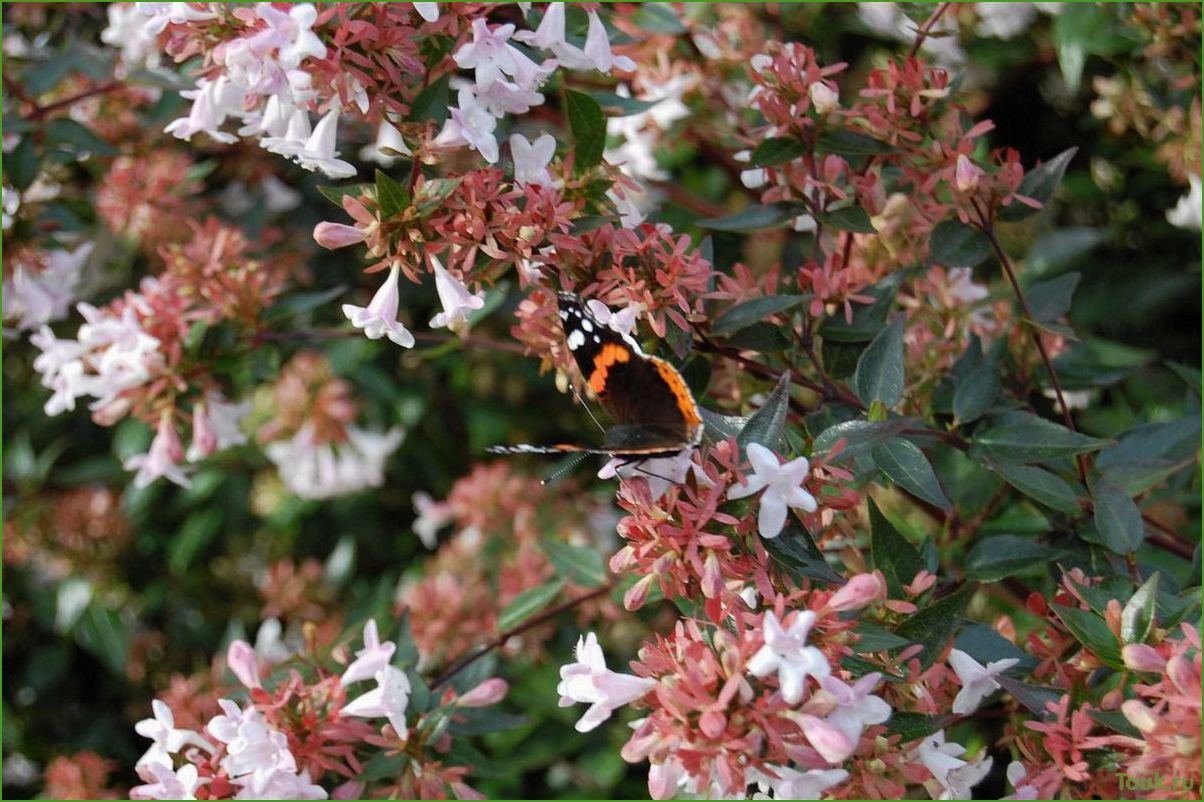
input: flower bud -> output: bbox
[1122,643,1166,673]
[313,221,366,250]
[624,575,655,611]
[809,81,839,114]
[800,713,856,765]
[828,572,886,612]
[155,409,185,464]
[458,677,508,707]
[227,639,261,689]
[1166,654,1199,695]
[1121,699,1159,733]
[700,709,727,738]
[701,552,724,599]
[955,154,985,193]
[332,781,366,800]
[188,401,217,461]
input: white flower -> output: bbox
[947,648,1019,715]
[100,3,162,73]
[428,255,486,333]
[342,263,415,347]
[558,632,656,732]
[256,3,326,70]
[164,77,240,144]
[2,184,19,230]
[975,2,1038,39]
[233,769,326,800]
[915,730,994,801]
[266,424,404,500]
[473,77,546,116]
[1,241,91,331]
[1002,761,1040,800]
[261,109,313,157]
[134,700,214,771]
[605,124,665,181]
[809,81,840,114]
[584,298,644,339]
[1167,173,1202,231]
[412,491,453,549]
[510,132,556,187]
[413,3,439,22]
[752,765,849,800]
[580,11,636,73]
[136,2,217,36]
[445,87,500,163]
[131,762,208,801]
[817,673,892,746]
[341,619,398,685]
[359,121,410,166]
[746,610,830,704]
[598,448,706,502]
[253,617,293,666]
[607,187,647,229]
[733,149,767,189]
[187,395,250,461]
[289,108,356,179]
[453,19,549,91]
[208,701,299,798]
[726,443,818,538]
[343,666,411,739]
[124,412,192,489]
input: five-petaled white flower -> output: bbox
[809,673,892,762]
[746,610,830,704]
[558,632,656,732]
[453,19,548,91]
[445,87,500,163]
[341,619,398,685]
[134,700,214,771]
[947,648,1019,715]
[343,665,411,739]
[726,442,818,538]
[752,765,849,801]
[584,298,643,339]
[429,256,486,333]
[915,730,994,801]
[130,762,208,801]
[510,132,556,187]
[290,108,356,179]
[342,263,416,347]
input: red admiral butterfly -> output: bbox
[488,292,703,459]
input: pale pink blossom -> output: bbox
[343,666,411,739]
[133,700,213,771]
[342,263,415,347]
[290,109,356,179]
[826,572,886,611]
[809,81,840,114]
[558,632,656,732]
[131,762,207,801]
[458,677,508,707]
[124,411,192,489]
[429,256,486,333]
[915,730,994,800]
[227,639,262,689]
[510,133,556,187]
[747,610,830,704]
[340,620,397,685]
[445,87,500,163]
[314,222,367,250]
[453,19,548,91]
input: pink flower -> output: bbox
[1123,643,1168,673]
[342,263,416,347]
[188,400,218,461]
[827,572,887,611]
[510,133,556,187]
[747,610,831,704]
[809,81,840,114]
[955,153,985,193]
[313,222,366,250]
[458,677,509,707]
[227,639,261,689]
[815,673,892,753]
[799,713,857,765]
[558,632,656,732]
[580,11,636,73]
[124,411,192,489]
[340,619,397,685]
[726,443,818,538]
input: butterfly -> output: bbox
[488,292,703,461]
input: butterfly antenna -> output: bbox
[633,462,681,486]
[541,453,591,486]
[569,385,608,435]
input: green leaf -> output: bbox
[990,462,1082,515]
[971,411,1109,463]
[1025,272,1080,323]
[712,295,807,336]
[825,205,875,233]
[1088,709,1141,738]
[893,583,975,670]
[1051,603,1123,668]
[853,315,905,409]
[855,623,912,652]
[588,89,660,117]
[951,336,999,425]
[995,676,1063,717]
[7,135,38,190]
[74,602,130,676]
[55,578,93,633]
[1053,5,1109,91]
[869,498,925,597]
[448,708,529,737]
[45,118,117,157]
[929,219,991,267]
[629,3,686,33]
[700,408,748,443]
[1096,416,1202,495]
[1121,573,1159,644]
[357,752,408,783]
[265,284,348,321]
[168,507,224,574]
[565,89,605,173]
[316,183,368,206]
[1087,475,1145,554]
[885,712,954,742]
[819,271,903,343]
[25,56,75,96]
[737,372,791,454]
[408,73,451,126]
[1166,361,1202,393]
[544,541,608,588]
[966,535,1071,582]
[812,418,915,462]
[749,137,804,167]
[998,147,1077,221]
[872,439,951,511]
[497,579,564,632]
[1026,227,1108,275]
[374,169,411,218]
[763,521,845,585]
[955,622,1037,673]
[816,129,896,157]
[395,609,419,668]
[414,176,463,217]
[701,203,801,232]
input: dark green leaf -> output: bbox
[966,535,1072,582]
[1051,603,1123,668]
[971,411,1109,463]
[886,712,954,741]
[721,321,790,352]
[812,418,915,462]
[749,137,805,167]
[825,205,875,233]
[990,462,1082,515]
[357,752,408,782]
[45,118,117,157]
[448,707,530,736]
[169,507,223,574]
[1053,5,1109,91]
[855,623,912,652]
[74,602,130,676]
[25,57,74,96]
[700,408,748,443]
[497,579,564,632]
[588,90,660,117]
[408,73,451,126]
[712,295,807,336]
[1026,227,1107,275]
[316,183,368,207]
[1088,475,1145,554]
[929,219,991,267]
[629,3,686,33]
[763,521,845,585]
[869,498,925,597]
[1166,361,1201,393]
[951,336,999,425]
[873,439,951,511]
[701,203,801,232]
[853,315,905,409]
[374,169,411,218]
[955,622,1037,673]
[894,583,975,670]
[565,90,605,172]
[999,147,1077,221]
[819,271,903,343]
[996,676,1062,717]
[1096,416,1201,495]
[737,372,791,454]
[395,609,419,667]
[265,284,348,321]
[1025,272,1080,323]
[544,541,608,588]
[1121,573,1158,644]
[817,129,896,157]
[7,136,38,190]
[1088,709,1141,738]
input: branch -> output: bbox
[907,3,953,59]
[430,583,614,690]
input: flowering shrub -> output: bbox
[3,2,1201,800]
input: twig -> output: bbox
[28,80,123,121]
[430,583,614,690]
[907,2,953,59]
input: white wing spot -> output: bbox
[581,319,593,333]
[593,335,601,343]
[567,329,586,350]
[559,310,569,320]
